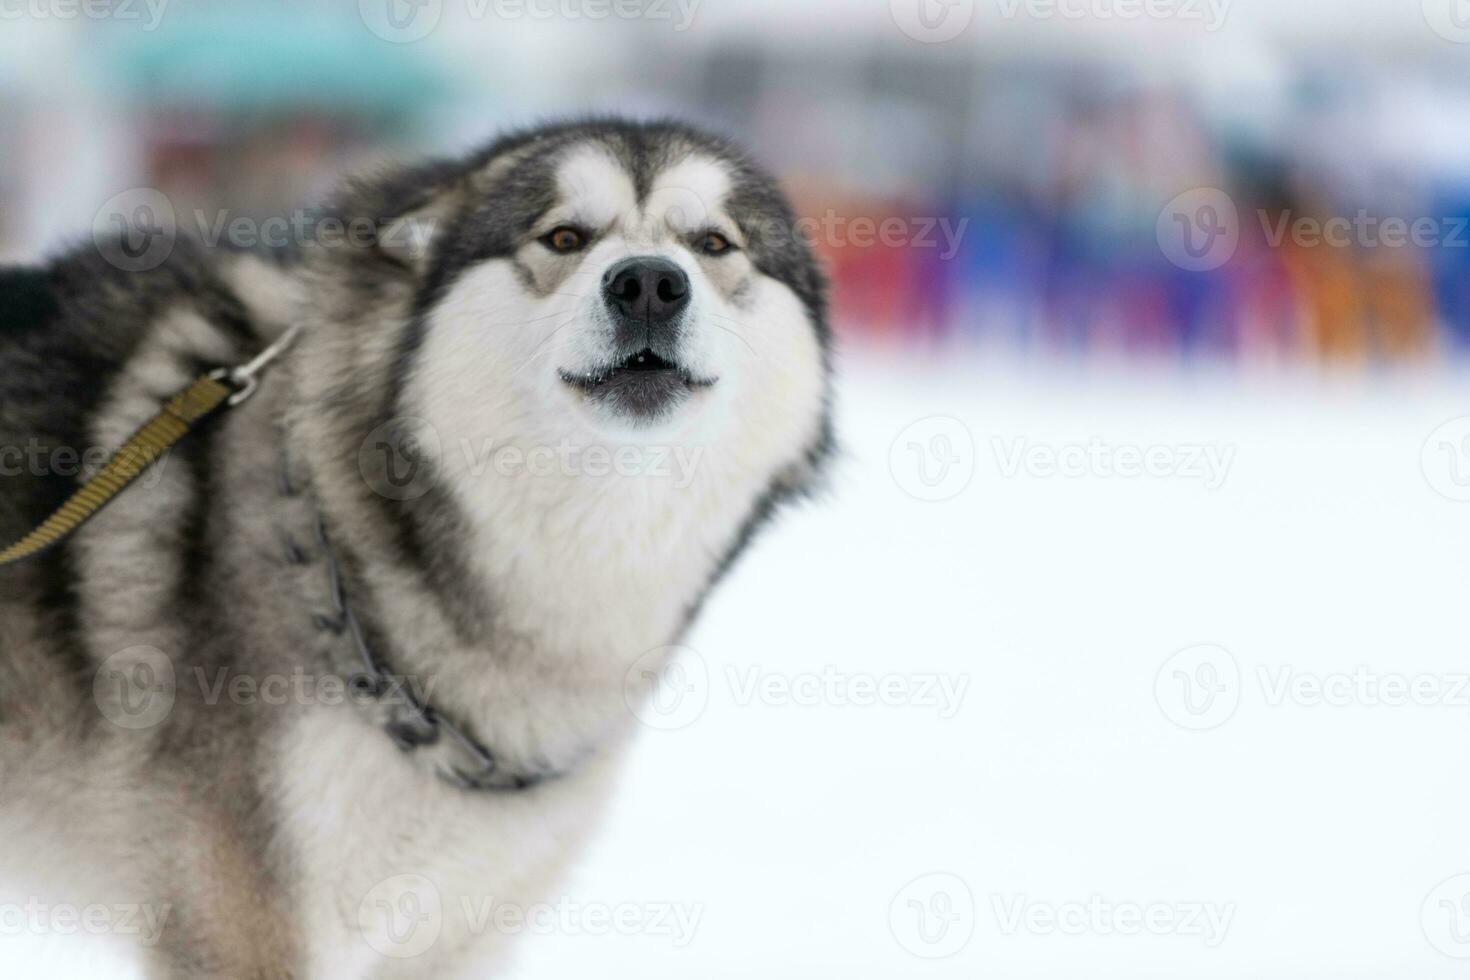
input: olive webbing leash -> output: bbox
[0,325,302,567]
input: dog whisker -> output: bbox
[510,314,582,378]
[703,312,762,359]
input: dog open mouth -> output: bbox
[559,349,715,419]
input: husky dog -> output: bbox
[0,119,832,978]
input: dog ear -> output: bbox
[376,185,466,274]
[372,146,526,273]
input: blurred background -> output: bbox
[4,1,1470,978]
[4,0,1470,365]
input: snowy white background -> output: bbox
[8,353,1470,977]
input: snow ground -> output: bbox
[7,352,1470,977]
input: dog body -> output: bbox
[0,120,831,977]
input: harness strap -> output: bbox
[0,374,238,567]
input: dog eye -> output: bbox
[700,231,735,256]
[542,226,587,254]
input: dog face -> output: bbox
[291,120,833,717]
[509,142,755,424]
[352,120,831,504]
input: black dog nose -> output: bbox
[602,257,690,324]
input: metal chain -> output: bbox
[278,453,546,793]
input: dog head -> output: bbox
[299,119,832,633]
[400,119,823,429]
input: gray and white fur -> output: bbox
[0,118,833,978]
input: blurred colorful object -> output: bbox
[3,2,1468,365]
[99,3,447,114]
